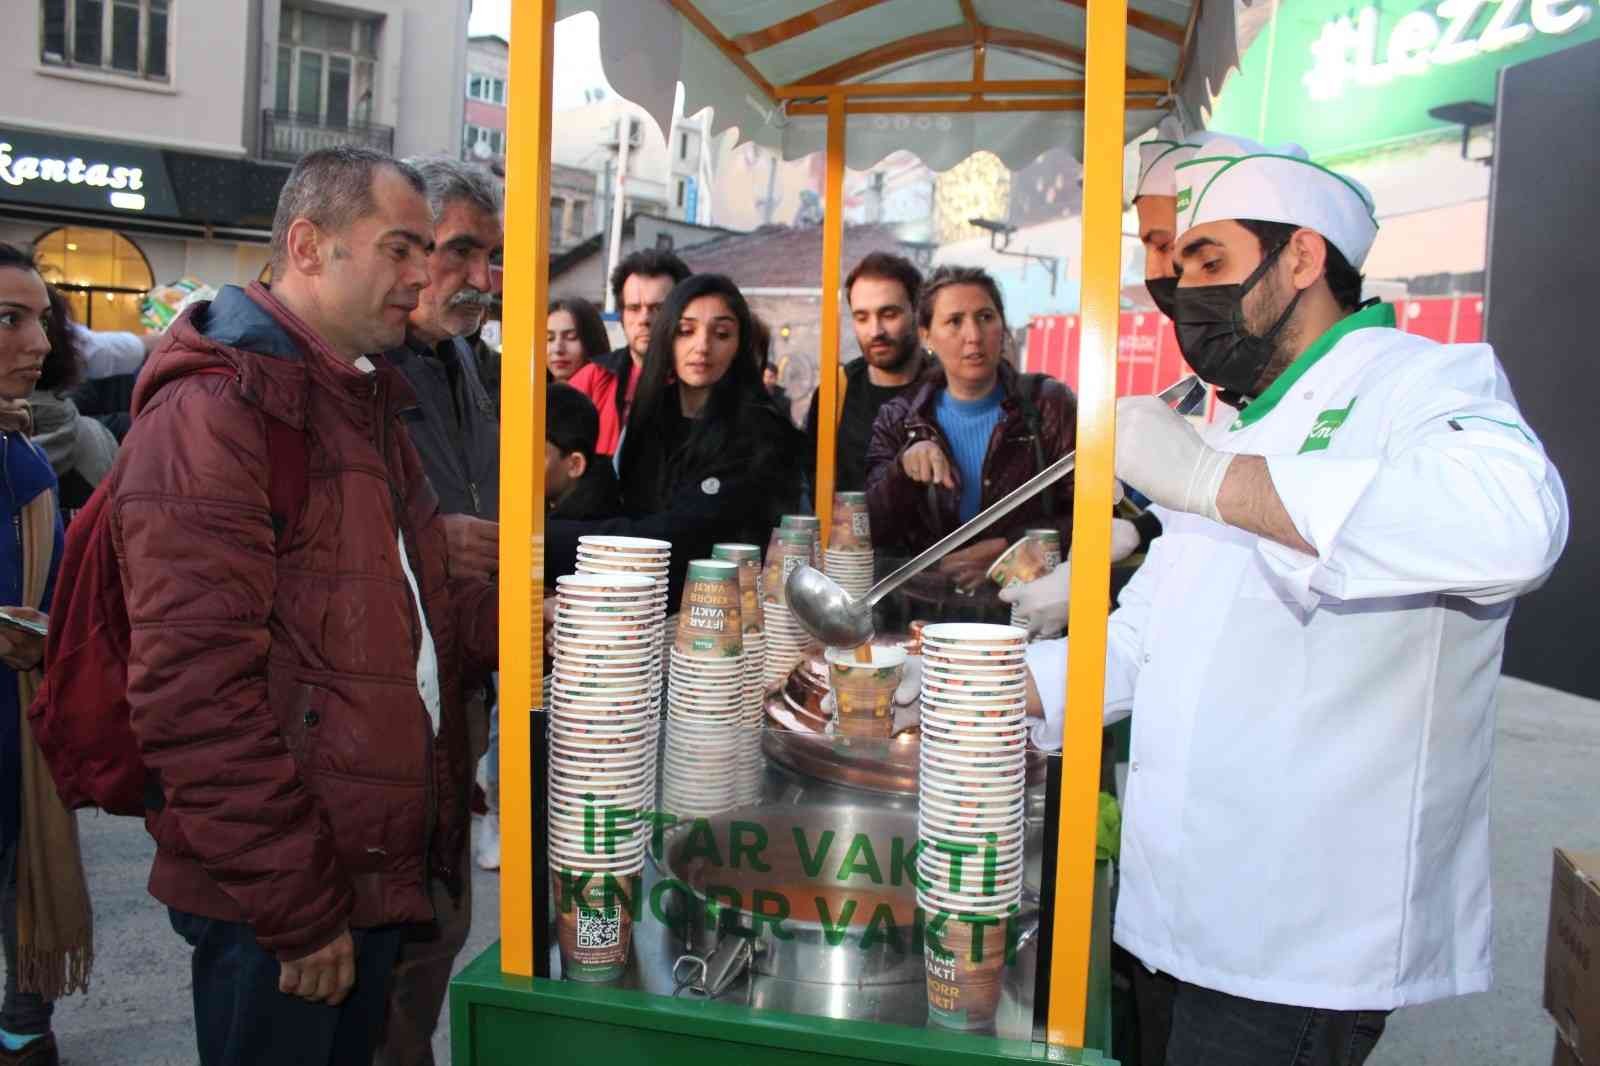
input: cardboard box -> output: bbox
[1557,1033,1583,1066]
[1546,849,1600,1063]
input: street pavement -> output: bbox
[22,675,1598,1064]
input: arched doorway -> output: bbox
[34,227,155,333]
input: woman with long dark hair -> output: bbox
[545,296,608,384]
[32,287,117,525]
[547,274,807,607]
[0,243,91,1064]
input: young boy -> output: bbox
[546,383,621,522]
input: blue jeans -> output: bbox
[1134,964,1390,1066]
[0,843,52,1036]
[169,909,405,1066]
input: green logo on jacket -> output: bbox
[1299,398,1356,453]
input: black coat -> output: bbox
[546,397,806,609]
[385,336,500,519]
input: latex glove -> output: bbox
[996,518,1143,639]
[1110,516,1142,563]
[999,567,1068,639]
[894,654,923,706]
[1115,395,1234,522]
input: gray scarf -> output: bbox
[27,392,117,488]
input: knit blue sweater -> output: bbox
[935,385,1002,521]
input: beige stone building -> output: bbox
[2,0,469,330]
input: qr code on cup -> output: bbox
[577,906,622,949]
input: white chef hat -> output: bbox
[1135,139,1189,201]
[1134,131,1289,201]
[1174,137,1379,268]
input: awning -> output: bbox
[556,0,1248,171]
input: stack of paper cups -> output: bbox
[712,543,767,804]
[547,572,658,982]
[663,560,745,819]
[761,526,818,690]
[916,622,1029,1030]
[574,536,671,776]
[824,491,875,600]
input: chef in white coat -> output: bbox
[1018,138,1569,1065]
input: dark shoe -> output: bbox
[0,1034,58,1066]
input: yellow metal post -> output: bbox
[814,93,846,547]
[1048,0,1127,1048]
[498,0,556,979]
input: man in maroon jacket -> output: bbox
[107,147,496,1066]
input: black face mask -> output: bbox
[1146,276,1178,320]
[1173,243,1304,399]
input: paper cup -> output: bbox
[578,535,671,554]
[1025,529,1063,570]
[985,537,1051,590]
[828,492,872,550]
[922,623,1026,647]
[557,571,658,593]
[824,644,906,739]
[922,910,1011,1031]
[711,543,766,634]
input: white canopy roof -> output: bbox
[556,0,1245,172]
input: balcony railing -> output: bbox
[261,110,395,164]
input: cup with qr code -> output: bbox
[552,869,640,983]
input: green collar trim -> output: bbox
[1230,301,1396,430]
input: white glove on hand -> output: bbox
[998,566,1069,639]
[1115,395,1234,522]
[995,518,1142,639]
[1110,516,1142,562]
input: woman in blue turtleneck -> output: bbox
[865,265,1078,595]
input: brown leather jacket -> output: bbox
[865,360,1078,556]
[112,283,496,961]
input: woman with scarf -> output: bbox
[0,244,91,1066]
[33,288,117,526]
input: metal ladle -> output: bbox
[785,375,1207,648]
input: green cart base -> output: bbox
[450,943,1117,1065]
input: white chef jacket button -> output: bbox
[1303,390,1314,400]
[1143,652,1152,664]
[1131,761,1140,772]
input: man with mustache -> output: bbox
[804,252,931,492]
[377,156,504,1066]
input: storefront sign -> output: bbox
[1208,0,1600,158]
[0,130,179,217]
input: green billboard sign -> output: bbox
[1208,0,1600,159]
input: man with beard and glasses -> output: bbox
[569,249,690,455]
[804,252,931,492]
[1016,138,1568,1066]
[376,156,503,1066]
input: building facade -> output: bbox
[462,33,508,166]
[3,0,469,330]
